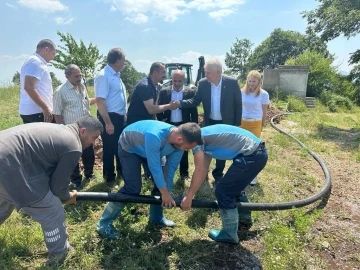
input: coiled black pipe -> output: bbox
[77,112,331,211]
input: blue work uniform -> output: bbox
[193,124,268,209]
[118,120,183,194]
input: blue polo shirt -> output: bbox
[126,77,157,125]
[119,120,183,191]
[94,65,127,115]
[193,124,261,160]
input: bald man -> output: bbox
[157,70,198,179]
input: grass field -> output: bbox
[0,85,359,269]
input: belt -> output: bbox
[243,142,266,156]
[170,121,183,126]
[242,118,262,122]
[256,141,266,151]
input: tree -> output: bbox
[11,71,61,89]
[303,0,360,42]
[285,50,358,103]
[99,57,146,91]
[121,60,147,91]
[285,50,337,97]
[12,71,20,85]
[52,31,103,82]
[247,28,329,71]
[50,72,62,89]
[224,38,253,80]
[303,0,360,65]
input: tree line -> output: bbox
[12,0,359,107]
[12,31,146,93]
[224,0,360,106]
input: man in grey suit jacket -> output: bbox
[175,59,242,181]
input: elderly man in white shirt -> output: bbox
[19,39,56,124]
[157,70,198,179]
[53,64,97,190]
[95,48,127,188]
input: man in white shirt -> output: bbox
[157,70,198,179]
[19,39,56,124]
[53,64,97,190]
[95,48,127,188]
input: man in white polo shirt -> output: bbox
[19,39,56,123]
[95,48,127,188]
[53,64,97,190]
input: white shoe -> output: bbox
[250,177,258,186]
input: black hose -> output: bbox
[77,112,331,211]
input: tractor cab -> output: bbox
[159,56,205,90]
[164,63,193,87]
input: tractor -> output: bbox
[159,56,205,89]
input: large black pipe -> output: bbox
[77,112,332,211]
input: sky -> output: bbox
[0,0,359,85]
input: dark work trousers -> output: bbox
[97,111,124,183]
[70,144,95,184]
[215,144,268,209]
[170,121,189,177]
[20,113,55,124]
[209,119,226,181]
[117,146,159,196]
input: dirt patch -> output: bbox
[309,155,360,269]
[94,137,103,170]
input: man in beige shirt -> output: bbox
[53,64,97,190]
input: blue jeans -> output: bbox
[215,146,268,209]
[117,146,159,196]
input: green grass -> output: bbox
[0,85,359,269]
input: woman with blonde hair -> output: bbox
[241,70,269,185]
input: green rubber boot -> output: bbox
[96,202,125,239]
[208,208,239,245]
[236,191,253,230]
[149,204,176,227]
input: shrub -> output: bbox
[319,91,353,112]
[287,95,308,112]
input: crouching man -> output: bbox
[0,115,103,265]
[180,124,268,244]
[96,120,202,240]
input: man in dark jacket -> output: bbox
[174,59,242,182]
[173,59,252,229]
[157,70,198,179]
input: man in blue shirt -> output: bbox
[95,48,127,188]
[180,124,268,245]
[97,120,203,239]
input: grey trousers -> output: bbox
[0,189,70,256]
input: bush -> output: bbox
[285,50,336,98]
[287,95,308,112]
[319,91,353,112]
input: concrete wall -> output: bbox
[263,65,309,99]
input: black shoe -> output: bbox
[106,180,116,188]
[72,181,83,191]
[180,173,190,181]
[85,174,97,181]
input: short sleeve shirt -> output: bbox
[53,81,91,124]
[94,65,127,115]
[241,89,270,119]
[126,77,157,125]
[18,53,53,115]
